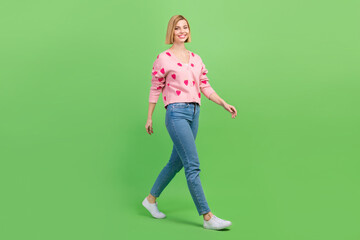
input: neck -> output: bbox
[170,42,187,52]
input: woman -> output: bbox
[143,15,237,230]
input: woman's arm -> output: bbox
[148,102,156,120]
[145,103,156,135]
[209,92,237,119]
[147,54,167,135]
[209,92,225,106]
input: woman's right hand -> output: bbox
[145,119,154,135]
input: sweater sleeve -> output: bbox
[149,56,167,103]
[199,60,216,99]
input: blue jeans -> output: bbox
[150,102,211,216]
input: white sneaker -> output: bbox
[142,196,166,219]
[203,215,232,230]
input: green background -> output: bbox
[1,0,359,239]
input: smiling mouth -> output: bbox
[178,35,186,38]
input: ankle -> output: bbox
[203,212,214,221]
[147,194,156,204]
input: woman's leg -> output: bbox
[165,104,211,216]
[149,144,183,198]
[148,104,199,200]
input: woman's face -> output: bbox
[173,20,189,43]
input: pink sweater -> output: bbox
[149,49,216,109]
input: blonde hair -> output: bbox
[165,15,192,44]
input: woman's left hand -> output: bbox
[223,103,237,118]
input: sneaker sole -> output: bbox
[203,222,232,230]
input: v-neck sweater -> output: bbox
[148,49,216,109]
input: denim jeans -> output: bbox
[150,102,211,216]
